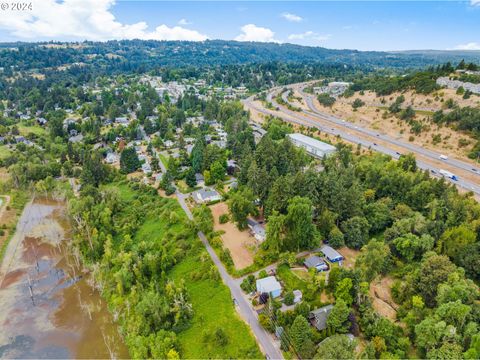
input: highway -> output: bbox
[242,85,480,197]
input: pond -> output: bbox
[0,198,129,359]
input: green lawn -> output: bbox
[277,264,309,293]
[17,123,46,136]
[109,181,261,359]
[170,249,262,359]
[159,153,169,168]
[0,146,11,160]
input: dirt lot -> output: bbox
[210,202,256,270]
[312,89,480,161]
[369,276,399,321]
[337,247,360,269]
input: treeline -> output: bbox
[2,40,480,73]
[221,112,480,357]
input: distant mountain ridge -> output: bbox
[0,40,479,71]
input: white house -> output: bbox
[256,276,282,298]
[192,188,222,204]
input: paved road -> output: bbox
[243,88,480,197]
[156,155,282,360]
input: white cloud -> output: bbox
[0,0,208,41]
[454,42,480,50]
[281,12,303,22]
[471,0,480,6]
[178,18,191,26]
[235,24,277,42]
[288,31,331,42]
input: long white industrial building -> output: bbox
[287,133,337,158]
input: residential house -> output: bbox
[256,276,282,298]
[321,245,344,263]
[105,152,119,164]
[192,188,222,204]
[195,173,205,187]
[309,305,334,331]
[247,218,266,243]
[304,255,329,272]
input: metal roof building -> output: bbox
[256,276,282,298]
[287,133,336,158]
[321,245,344,263]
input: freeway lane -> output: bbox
[243,93,480,197]
[292,84,480,178]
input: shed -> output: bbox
[304,255,329,272]
[256,276,282,298]
[293,290,303,304]
[321,245,344,263]
[309,304,334,331]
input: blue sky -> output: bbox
[0,0,479,51]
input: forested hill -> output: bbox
[1,40,479,72]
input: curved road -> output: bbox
[242,86,480,197]
[154,149,283,360]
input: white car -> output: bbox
[439,154,448,160]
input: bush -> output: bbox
[284,291,295,306]
[352,98,365,110]
[317,93,336,107]
[219,213,229,224]
[258,269,268,279]
[241,274,256,293]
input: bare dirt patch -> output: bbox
[210,202,256,270]
[316,89,480,162]
[337,247,360,269]
[369,276,399,321]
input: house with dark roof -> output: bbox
[309,304,334,331]
[304,255,329,272]
[321,245,344,263]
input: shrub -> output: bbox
[219,213,229,224]
[284,291,295,306]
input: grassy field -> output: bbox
[277,264,309,294]
[17,123,46,136]
[110,181,261,359]
[0,146,11,160]
[170,249,262,359]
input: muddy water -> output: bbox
[0,199,129,359]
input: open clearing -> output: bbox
[210,202,256,270]
[369,276,399,321]
[338,246,360,269]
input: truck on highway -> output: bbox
[439,169,458,181]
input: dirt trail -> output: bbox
[369,276,399,321]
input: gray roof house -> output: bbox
[309,304,334,331]
[304,255,329,272]
[321,245,344,263]
[193,188,222,204]
[247,218,266,242]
